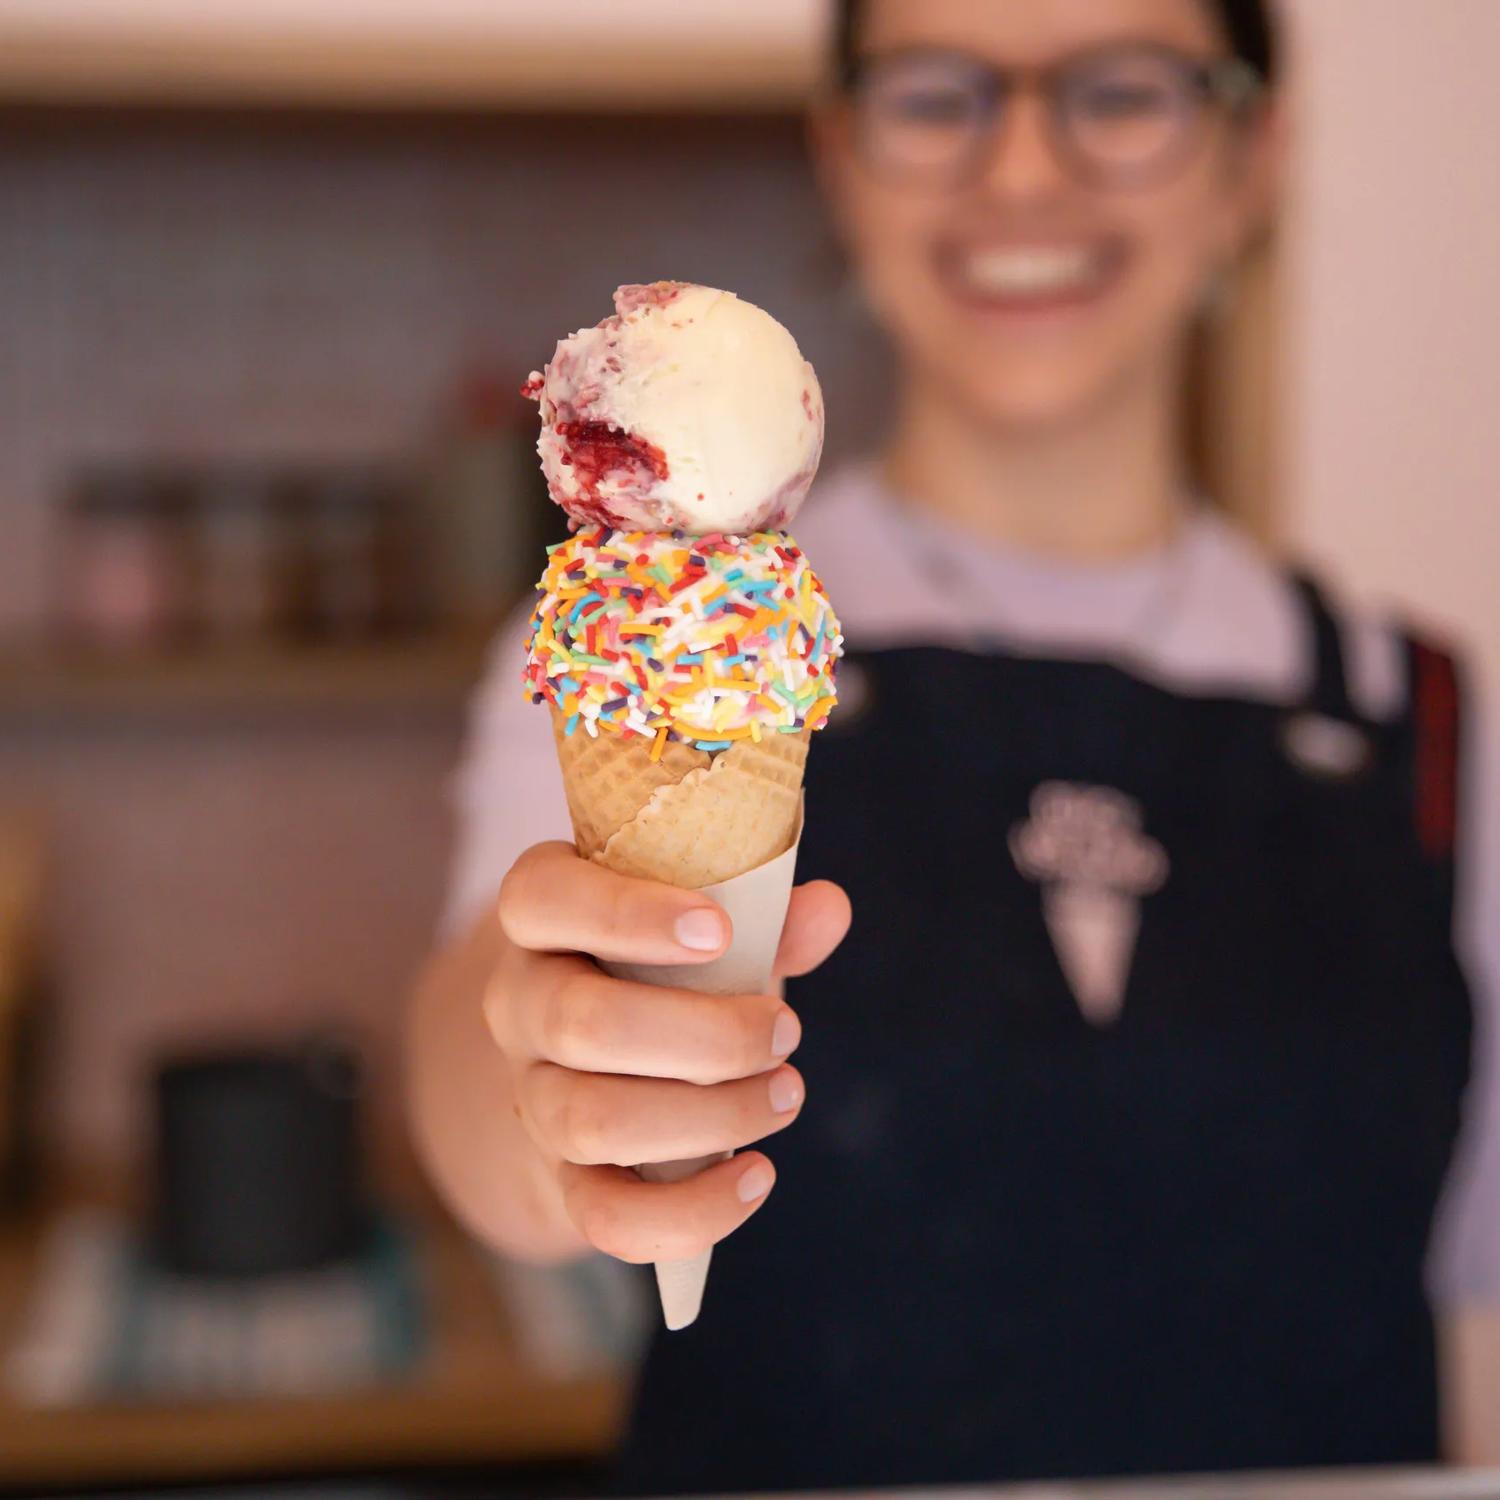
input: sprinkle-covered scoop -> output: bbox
[524,528,842,755]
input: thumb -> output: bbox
[773,880,852,981]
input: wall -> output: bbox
[1283,0,1500,655]
[0,711,460,1171]
[1281,0,1499,932]
[0,113,887,636]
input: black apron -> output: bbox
[617,579,1472,1495]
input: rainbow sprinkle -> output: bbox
[523,528,842,747]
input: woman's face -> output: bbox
[816,0,1279,431]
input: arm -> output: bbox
[405,631,586,1258]
[1441,1309,1500,1465]
[407,893,583,1261]
[1434,657,1500,1461]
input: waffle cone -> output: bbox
[551,711,808,889]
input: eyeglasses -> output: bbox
[847,44,1262,191]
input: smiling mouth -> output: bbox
[938,242,1128,312]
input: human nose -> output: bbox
[980,89,1070,201]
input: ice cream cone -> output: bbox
[522,288,841,1333]
[550,711,710,861]
[636,1155,729,1331]
[552,711,807,889]
[551,715,809,1328]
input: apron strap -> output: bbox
[1407,635,1462,866]
[1290,573,1356,722]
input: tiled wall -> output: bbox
[0,111,890,633]
[1,111,891,1167]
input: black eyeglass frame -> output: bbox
[845,42,1265,192]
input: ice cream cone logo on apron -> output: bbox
[1009,783,1169,1026]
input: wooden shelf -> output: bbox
[0,7,821,114]
[0,1178,626,1488]
[0,639,495,723]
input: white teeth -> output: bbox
[960,247,1101,297]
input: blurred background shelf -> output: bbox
[0,0,825,113]
[0,1173,627,1489]
[0,641,495,723]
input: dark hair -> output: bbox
[833,0,1280,89]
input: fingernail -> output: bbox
[769,1068,804,1114]
[771,1008,801,1059]
[737,1162,774,1203]
[674,907,725,952]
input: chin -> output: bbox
[946,363,1124,435]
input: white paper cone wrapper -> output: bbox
[602,813,803,1331]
